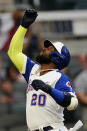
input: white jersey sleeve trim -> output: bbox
[21,56,27,74]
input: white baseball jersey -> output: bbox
[22,57,75,130]
[8,26,78,131]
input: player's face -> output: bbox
[36,44,55,64]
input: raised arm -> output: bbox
[8,25,27,73]
[8,9,38,78]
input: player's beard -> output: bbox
[36,55,51,64]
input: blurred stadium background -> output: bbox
[0,0,87,131]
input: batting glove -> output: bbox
[21,9,38,28]
[31,80,52,94]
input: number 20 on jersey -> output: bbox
[31,93,47,106]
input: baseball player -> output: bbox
[8,9,78,131]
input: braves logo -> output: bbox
[66,81,72,88]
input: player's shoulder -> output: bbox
[55,70,74,92]
[56,70,70,81]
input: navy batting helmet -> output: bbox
[44,40,70,70]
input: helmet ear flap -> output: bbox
[50,49,70,70]
[50,51,65,70]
